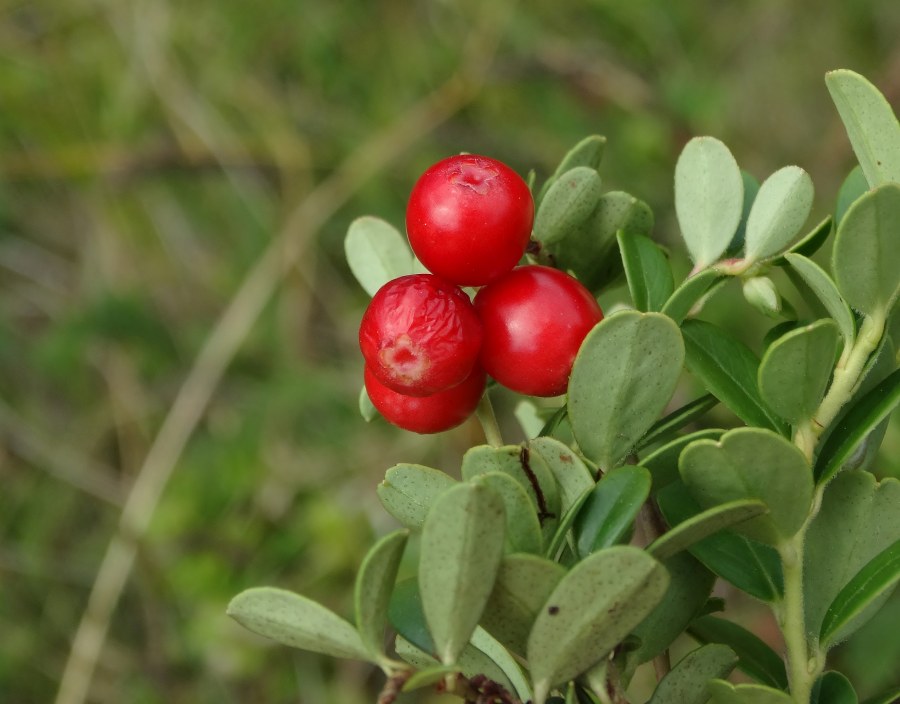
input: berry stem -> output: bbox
[476,391,504,447]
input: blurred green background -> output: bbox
[2,0,900,702]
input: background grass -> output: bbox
[2,0,900,702]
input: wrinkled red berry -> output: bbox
[474,265,603,397]
[359,274,482,396]
[406,154,534,287]
[364,365,486,434]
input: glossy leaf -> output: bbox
[641,428,726,496]
[780,215,833,260]
[758,320,840,424]
[389,578,434,654]
[527,546,669,704]
[744,166,814,262]
[534,166,603,245]
[377,464,457,529]
[538,135,607,203]
[354,529,408,660]
[227,587,369,661]
[480,554,566,657]
[637,394,719,451]
[647,644,738,704]
[708,680,794,704]
[630,552,715,664]
[574,466,651,557]
[729,170,760,254]
[675,136,745,268]
[662,269,728,324]
[682,319,787,434]
[569,311,684,470]
[528,436,595,514]
[658,481,783,601]
[648,499,768,561]
[472,472,543,554]
[689,615,788,689]
[814,368,900,484]
[419,483,506,664]
[825,69,900,188]
[784,253,856,346]
[545,488,593,559]
[344,216,414,296]
[820,538,900,647]
[832,183,900,318]
[617,230,675,312]
[811,671,858,704]
[804,471,900,645]
[835,166,869,225]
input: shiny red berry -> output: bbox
[364,365,486,434]
[474,266,604,397]
[359,274,482,397]
[406,154,534,287]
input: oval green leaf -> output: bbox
[708,680,794,704]
[377,464,457,529]
[574,466,651,557]
[545,487,593,560]
[354,529,408,660]
[825,69,900,188]
[784,253,856,346]
[528,436,595,514]
[388,578,434,654]
[227,587,369,661]
[534,166,603,245]
[832,183,900,318]
[538,135,607,203]
[470,627,534,702]
[689,615,788,690]
[344,216,414,296]
[744,166,814,262]
[758,319,841,424]
[835,166,869,225]
[527,546,670,704]
[675,136,744,269]
[419,483,506,664]
[780,215,833,260]
[568,311,684,470]
[681,319,787,434]
[617,230,675,312]
[472,472,543,554]
[647,644,738,704]
[640,428,725,496]
[811,671,858,704]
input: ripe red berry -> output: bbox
[359,274,482,397]
[406,154,534,287]
[474,266,603,397]
[364,365,486,434]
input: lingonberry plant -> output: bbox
[229,69,900,704]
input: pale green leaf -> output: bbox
[377,464,457,529]
[344,216,414,296]
[707,680,794,704]
[528,436,595,514]
[472,472,543,554]
[744,166,814,262]
[354,530,408,660]
[784,254,856,346]
[647,644,737,704]
[534,167,603,245]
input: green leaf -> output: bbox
[377,464,457,529]
[804,471,900,645]
[832,183,900,318]
[729,170,761,255]
[630,552,716,665]
[679,427,812,544]
[862,686,900,704]
[471,472,543,554]
[574,466,651,557]
[480,554,566,657]
[675,136,745,269]
[657,482,783,601]
[780,215,833,260]
[419,483,506,664]
[534,167,603,245]
[814,368,900,484]
[528,436,595,514]
[811,671,858,704]
[470,628,533,702]
[641,428,726,496]
[527,547,669,704]
[344,216,414,296]
[742,276,783,319]
[689,615,788,689]
[538,135,607,203]
[545,487,593,559]
[835,166,869,225]
[354,530,408,660]
[359,386,378,422]
[681,319,787,434]
[648,499,768,561]
[389,578,434,654]
[820,538,900,648]
[743,166,814,262]
[758,320,841,424]
[400,662,459,692]
[784,254,856,346]
[647,644,738,704]
[662,269,728,324]
[227,587,369,661]
[636,394,719,452]
[707,680,794,704]
[617,231,675,312]
[568,311,684,470]
[825,69,900,188]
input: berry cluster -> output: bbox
[360,154,604,433]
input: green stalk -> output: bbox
[778,532,816,704]
[476,391,504,447]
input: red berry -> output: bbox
[474,266,603,397]
[364,365,486,434]
[359,274,482,397]
[406,154,534,287]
